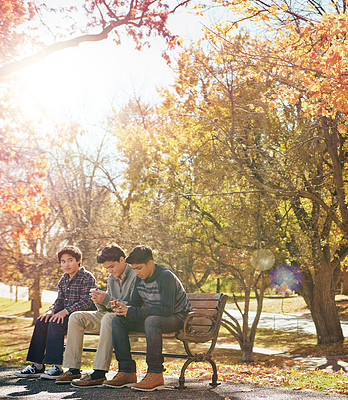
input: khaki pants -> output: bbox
[63,310,115,371]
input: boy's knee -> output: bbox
[47,319,65,333]
[34,318,49,331]
[111,315,124,330]
[68,312,80,325]
[144,316,162,331]
[68,311,88,328]
[101,313,114,327]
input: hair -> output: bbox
[97,243,126,264]
[57,246,82,265]
[125,245,154,265]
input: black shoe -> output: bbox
[40,365,63,380]
[14,364,45,378]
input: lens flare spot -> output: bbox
[269,264,303,295]
[251,249,275,271]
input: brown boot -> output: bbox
[132,372,164,391]
[102,372,137,388]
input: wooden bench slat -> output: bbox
[188,325,214,333]
[190,305,219,311]
[128,332,176,338]
[187,293,222,300]
[190,317,214,325]
[189,309,217,317]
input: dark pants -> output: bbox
[26,316,68,365]
[112,315,183,374]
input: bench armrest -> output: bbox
[175,311,219,343]
[182,311,216,335]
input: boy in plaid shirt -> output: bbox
[14,246,97,379]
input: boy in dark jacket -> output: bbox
[103,245,191,391]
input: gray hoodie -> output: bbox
[96,264,136,312]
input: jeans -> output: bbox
[26,316,68,365]
[112,315,183,374]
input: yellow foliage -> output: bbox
[269,4,278,15]
[208,3,348,124]
[337,124,347,134]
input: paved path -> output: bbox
[1,366,346,400]
[224,307,348,336]
[220,308,348,372]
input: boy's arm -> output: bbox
[121,283,145,318]
[98,279,112,311]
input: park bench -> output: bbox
[82,292,228,389]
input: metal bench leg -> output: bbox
[176,358,194,389]
[176,357,219,389]
[207,358,219,388]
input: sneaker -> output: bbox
[71,374,105,388]
[55,370,81,384]
[14,364,45,378]
[102,372,137,388]
[132,372,164,391]
[40,365,62,380]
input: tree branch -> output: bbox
[0,21,123,78]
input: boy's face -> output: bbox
[103,257,126,279]
[131,260,155,280]
[60,253,80,278]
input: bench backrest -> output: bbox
[186,292,228,336]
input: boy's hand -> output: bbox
[113,301,128,316]
[50,309,68,323]
[38,309,54,322]
[90,288,107,304]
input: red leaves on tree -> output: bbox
[0,130,50,239]
[0,0,34,58]
[0,0,191,77]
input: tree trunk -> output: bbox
[31,273,41,324]
[302,266,343,344]
[342,270,348,295]
[241,341,254,362]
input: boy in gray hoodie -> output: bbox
[56,244,136,386]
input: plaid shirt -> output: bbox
[50,266,97,315]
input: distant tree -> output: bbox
[106,91,287,362]
[163,11,348,344]
[0,0,50,260]
[0,200,63,322]
[207,0,348,344]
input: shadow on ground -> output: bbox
[1,365,224,400]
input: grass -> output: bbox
[1,297,348,394]
[0,298,52,320]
